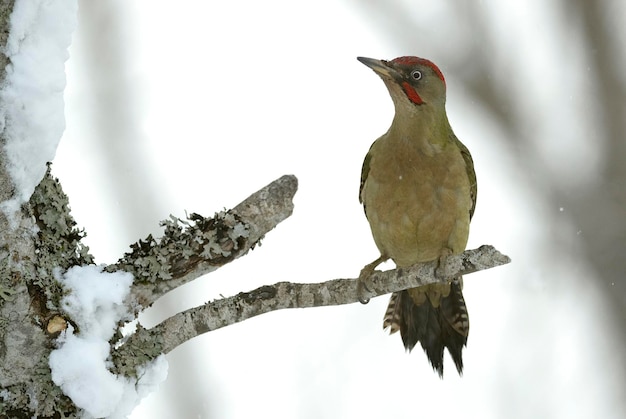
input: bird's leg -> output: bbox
[429,248,455,306]
[434,248,455,280]
[357,255,388,304]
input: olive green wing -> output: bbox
[455,136,477,220]
[359,140,376,213]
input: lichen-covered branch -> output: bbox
[0,169,298,415]
[111,175,298,310]
[112,245,510,373]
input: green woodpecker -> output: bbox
[357,56,477,377]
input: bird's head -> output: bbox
[357,56,447,112]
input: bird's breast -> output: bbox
[362,135,472,267]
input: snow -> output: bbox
[49,266,168,418]
[58,265,133,337]
[0,0,76,223]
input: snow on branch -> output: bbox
[112,244,510,373]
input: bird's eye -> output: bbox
[410,70,422,80]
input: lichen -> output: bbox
[0,358,79,417]
[114,210,250,282]
[111,324,165,376]
[27,164,95,311]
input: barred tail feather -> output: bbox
[383,292,402,334]
[441,277,470,338]
[383,278,469,377]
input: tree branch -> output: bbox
[112,245,510,372]
[110,175,298,310]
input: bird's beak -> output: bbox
[357,57,399,79]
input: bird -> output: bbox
[357,56,477,377]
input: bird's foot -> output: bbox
[434,248,455,280]
[357,255,388,304]
[357,268,374,305]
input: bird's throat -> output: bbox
[388,106,451,153]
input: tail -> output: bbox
[383,277,469,377]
